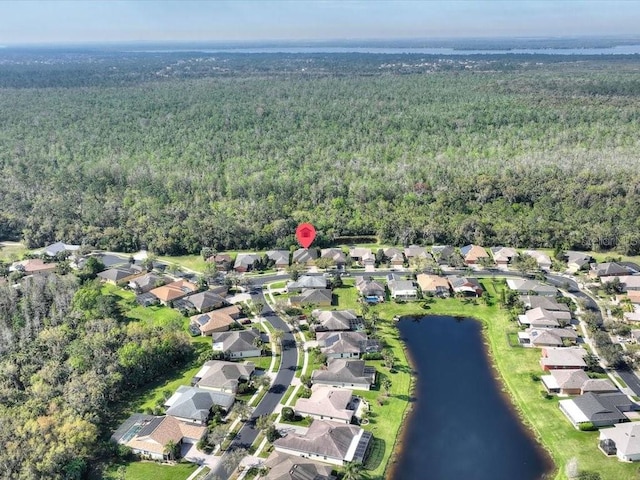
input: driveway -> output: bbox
[181,443,222,469]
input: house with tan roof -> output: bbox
[316,331,377,359]
[312,310,360,332]
[192,360,255,394]
[490,246,519,266]
[189,305,242,336]
[320,248,348,268]
[273,420,372,466]
[540,346,588,371]
[599,422,640,462]
[460,244,489,265]
[259,451,336,480]
[518,307,571,328]
[542,369,617,396]
[113,414,206,460]
[10,258,57,275]
[522,250,552,270]
[404,245,429,260]
[518,327,578,347]
[150,279,198,305]
[383,247,405,267]
[294,385,357,424]
[416,274,450,297]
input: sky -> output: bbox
[1,0,640,45]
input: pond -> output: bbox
[392,315,552,480]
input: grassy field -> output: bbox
[0,242,29,262]
[104,460,198,480]
[157,254,209,273]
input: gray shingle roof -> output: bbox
[571,392,635,423]
[274,420,364,461]
[194,360,255,392]
[165,386,234,421]
[212,329,261,354]
[311,359,375,386]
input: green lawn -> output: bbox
[104,461,198,480]
[268,280,287,289]
[333,282,360,310]
[0,242,29,262]
[280,385,296,405]
[157,255,209,273]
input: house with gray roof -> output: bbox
[542,369,616,396]
[591,262,634,278]
[97,266,144,285]
[447,275,483,297]
[312,358,376,390]
[289,288,333,307]
[234,253,260,273]
[292,248,318,266]
[320,248,348,268]
[506,278,558,296]
[349,247,375,267]
[519,307,571,328]
[259,451,336,480]
[355,277,386,303]
[212,329,263,359]
[312,310,360,332]
[559,392,638,428]
[287,275,328,292]
[519,295,570,312]
[431,245,455,265]
[518,327,578,348]
[43,241,80,257]
[316,331,377,359]
[387,274,417,300]
[183,290,227,313]
[266,250,290,269]
[565,251,592,273]
[404,245,429,260]
[164,386,234,424]
[129,273,166,294]
[490,246,519,266]
[273,420,372,466]
[599,422,640,462]
[522,250,552,270]
[383,247,405,267]
[294,385,356,424]
[192,360,255,394]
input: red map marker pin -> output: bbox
[296,223,316,249]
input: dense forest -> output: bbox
[0,275,193,479]
[1,50,640,254]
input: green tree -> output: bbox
[343,462,364,480]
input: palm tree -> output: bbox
[163,440,179,461]
[343,461,364,480]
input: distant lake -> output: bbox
[393,316,552,480]
[130,45,640,55]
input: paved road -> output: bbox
[208,290,298,479]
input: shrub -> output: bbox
[281,407,295,422]
[362,352,384,360]
[530,373,540,382]
[578,422,597,431]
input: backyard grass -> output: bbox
[158,254,209,273]
[0,242,29,262]
[103,460,198,480]
[268,280,287,289]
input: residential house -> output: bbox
[149,279,198,305]
[615,276,640,292]
[565,251,592,273]
[519,295,570,312]
[416,274,451,297]
[490,246,519,266]
[97,266,144,285]
[289,289,333,307]
[164,386,235,423]
[192,360,255,394]
[316,331,377,359]
[591,262,634,279]
[266,250,290,269]
[273,420,372,466]
[404,245,429,261]
[599,423,640,462]
[387,274,418,300]
[212,329,263,359]
[294,385,356,424]
[518,307,572,328]
[312,309,361,332]
[113,414,206,460]
[559,392,638,429]
[540,347,588,371]
[183,290,227,313]
[506,278,558,296]
[189,305,242,336]
[292,248,318,266]
[431,245,456,266]
[311,358,376,390]
[286,275,328,292]
[447,275,483,297]
[320,248,347,268]
[259,451,336,480]
[518,327,578,347]
[460,244,489,265]
[355,277,386,303]
[542,369,617,396]
[234,253,260,273]
[208,254,232,271]
[383,247,405,267]
[42,241,80,257]
[10,258,57,275]
[522,250,553,270]
[129,273,166,294]
[349,248,375,268]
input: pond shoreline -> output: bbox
[387,313,554,480]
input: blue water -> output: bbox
[393,316,551,480]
